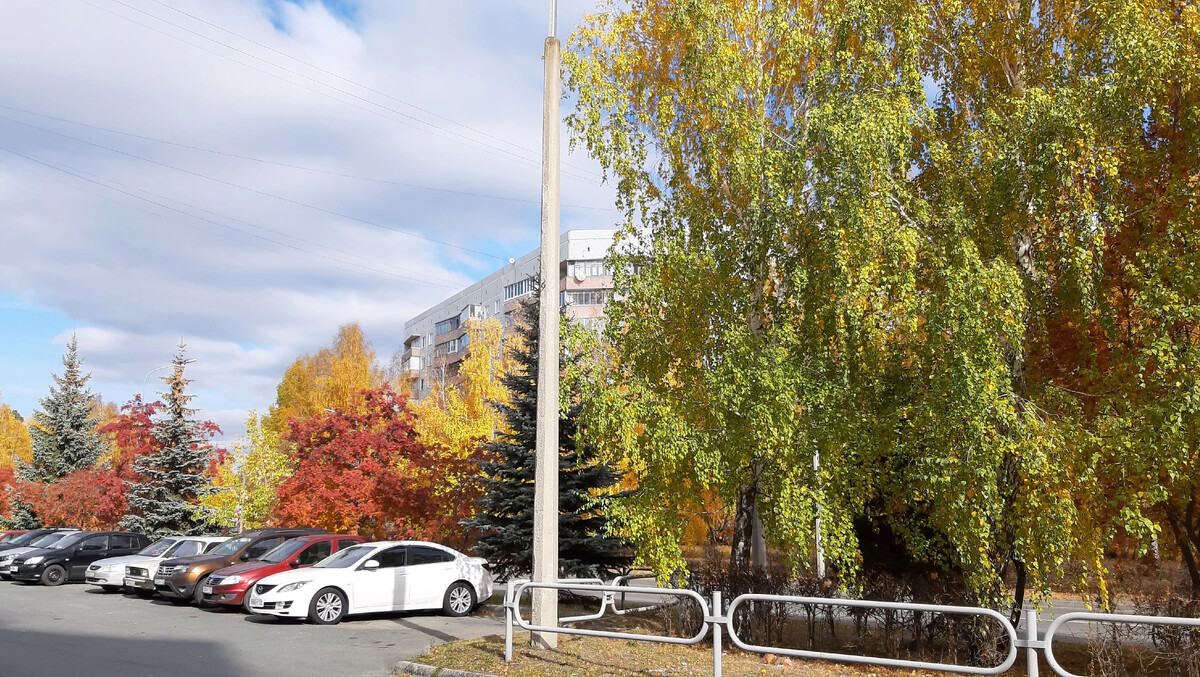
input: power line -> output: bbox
[81,0,603,185]
[0,145,465,290]
[145,0,602,179]
[0,103,616,212]
[0,113,508,261]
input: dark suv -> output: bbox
[155,528,324,605]
[11,531,150,586]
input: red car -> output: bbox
[200,533,368,610]
[0,531,27,544]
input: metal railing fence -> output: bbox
[502,578,1200,676]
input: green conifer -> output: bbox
[465,298,631,581]
[23,333,105,483]
[120,343,216,538]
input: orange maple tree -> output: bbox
[271,386,442,540]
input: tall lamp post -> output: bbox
[531,0,562,651]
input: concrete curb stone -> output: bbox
[394,660,497,677]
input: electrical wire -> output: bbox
[0,103,615,212]
[0,145,465,290]
[79,0,602,185]
[145,0,602,179]
[0,113,508,261]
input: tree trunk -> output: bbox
[730,482,756,575]
[1165,500,1200,601]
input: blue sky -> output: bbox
[0,0,616,438]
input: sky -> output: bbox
[0,0,618,441]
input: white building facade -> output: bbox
[402,229,616,399]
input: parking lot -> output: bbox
[0,580,505,677]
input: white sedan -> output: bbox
[248,541,492,625]
[85,535,228,593]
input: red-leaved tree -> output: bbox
[271,387,437,540]
[23,468,128,530]
[98,396,163,480]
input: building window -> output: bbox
[562,290,608,306]
[448,333,470,354]
[567,260,610,279]
[504,277,535,300]
[434,317,460,336]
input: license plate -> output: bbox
[154,578,165,585]
[249,597,263,608]
[124,578,136,587]
[202,586,213,595]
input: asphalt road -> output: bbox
[0,580,505,677]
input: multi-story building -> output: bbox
[401,229,615,399]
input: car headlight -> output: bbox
[25,556,44,565]
[222,575,242,585]
[0,555,13,564]
[277,581,310,593]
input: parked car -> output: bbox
[155,528,324,605]
[0,530,82,579]
[11,531,150,586]
[247,541,492,625]
[0,530,27,543]
[0,527,79,556]
[86,535,228,595]
[202,533,368,611]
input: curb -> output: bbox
[394,660,497,677]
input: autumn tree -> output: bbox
[121,344,220,538]
[566,0,1195,615]
[271,386,435,540]
[265,323,383,437]
[0,396,32,471]
[411,317,512,538]
[23,468,128,530]
[465,301,631,580]
[203,411,290,530]
[24,334,106,482]
[97,396,162,479]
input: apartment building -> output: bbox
[401,229,616,399]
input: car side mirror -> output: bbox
[363,559,380,571]
[288,560,300,568]
[240,553,251,561]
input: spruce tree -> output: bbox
[121,343,215,538]
[23,333,105,482]
[465,298,631,581]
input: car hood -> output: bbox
[91,554,147,569]
[11,547,62,561]
[258,566,339,588]
[108,555,165,570]
[0,545,42,559]
[160,553,230,569]
[213,560,286,579]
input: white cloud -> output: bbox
[0,0,617,440]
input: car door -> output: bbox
[348,546,403,612]
[400,546,458,609]
[70,535,109,578]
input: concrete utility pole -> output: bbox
[531,0,562,651]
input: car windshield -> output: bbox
[29,532,73,548]
[258,539,308,564]
[207,536,253,557]
[47,532,87,549]
[313,545,373,569]
[5,532,40,546]
[138,538,179,556]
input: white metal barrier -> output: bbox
[502,579,1200,676]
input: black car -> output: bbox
[11,531,150,586]
[0,528,79,555]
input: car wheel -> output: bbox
[443,581,476,617]
[101,585,122,593]
[193,583,208,607]
[41,564,67,587]
[308,587,347,625]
